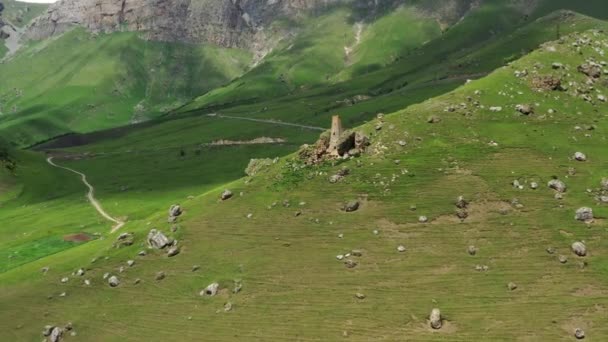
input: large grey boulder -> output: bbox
[571,242,587,257]
[575,207,593,221]
[429,308,442,329]
[147,229,171,249]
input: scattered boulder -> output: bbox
[108,276,120,287]
[575,207,593,221]
[342,200,360,212]
[60,277,69,284]
[138,250,147,256]
[548,179,567,193]
[559,255,568,264]
[201,282,219,296]
[168,204,182,222]
[344,259,358,269]
[507,282,518,291]
[427,116,441,124]
[429,308,442,329]
[456,209,469,220]
[167,247,180,257]
[455,196,469,209]
[489,106,502,112]
[43,325,54,336]
[467,246,477,256]
[127,260,135,267]
[355,293,366,299]
[571,241,587,257]
[221,190,233,201]
[530,182,539,190]
[351,250,363,257]
[397,245,406,253]
[573,152,587,161]
[192,265,201,272]
[75,268,85,276]
[155,271,166,281]
[147,229,171,249]
[418,216,428,223]
[578,62,601,78]
[574,328,586,339]
[115,232,134,247]
[49,326,63,342]
[515,104,534,115]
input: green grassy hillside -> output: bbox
[1,0,48,27]
[1,28,607,340]
[0,29,252,147]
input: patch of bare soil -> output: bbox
[63,233,93,242]
[572,285,608,297]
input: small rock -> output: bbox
[571,241,587,257]
[516,104,534,115]
[75,268,85,276]
[397,245,406,253]
[336,254,344,260]
[455,196,469,209]
[169,204,182,218]
[575,207,593,221]
[351,250,363,257]
[548,179,567,193]
[343,200,360,212]
[103,272,110,280]
[134,278,141,285]
[138,250,147,256]
[530,182,538,189]
[546,247,556,254]
[49,327,63,342]
[127,260,135,267]
[355,293,366,299]
[108,276,120,287]
[224,302,233,312]
[467,245,477,256]
[167,247,180,257]
[201,282,219,296]
[574,328,586,339]
[41,267,50,274]
[429,308,442,329]
[507,282,518,291]
[427,116,441,124]
[155,271,166,281]
[574,152,587,161]
[60,277,69,284]
[344,259,358,269]
[559,255,568,264]
[192,265,201,272]
[418,216,428,223]
[42,325,54,336]
[221,190,233,201]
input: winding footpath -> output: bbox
[46,157,125,233]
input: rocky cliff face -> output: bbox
[24,0,530,51]
[25,0,346,48]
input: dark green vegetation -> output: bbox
[0,0,608,340]
[0,29,252,147]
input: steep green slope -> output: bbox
[184,0,608,113]
[0,28,252,147]
[1,29,607,340]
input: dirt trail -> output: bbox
[46,157,125,233]
[209,113,326,131]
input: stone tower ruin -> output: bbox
[328,115,343,156]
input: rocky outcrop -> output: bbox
[24,0,512,53]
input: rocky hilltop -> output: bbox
[25,0,505,51]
